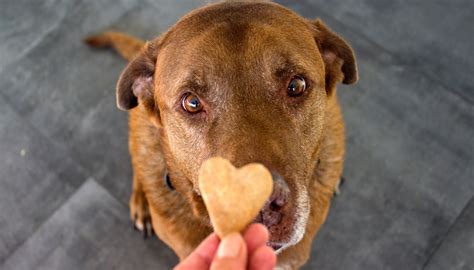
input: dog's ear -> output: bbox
[116,42,158,111]
[312,19,358,94]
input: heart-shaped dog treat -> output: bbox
[199,157,273,238]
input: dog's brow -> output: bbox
[274,59,305,77]
[179,73,209,95]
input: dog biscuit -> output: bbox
[199,157,273,238]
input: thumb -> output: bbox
[210,233,247,270]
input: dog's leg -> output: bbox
[130,174,154,238]
[84,31,145,61]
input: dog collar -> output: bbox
[164,171,175,191]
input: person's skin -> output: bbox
[175,223,277,270]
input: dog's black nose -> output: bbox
[255,172,290,227]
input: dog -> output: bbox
[86,1,357,269]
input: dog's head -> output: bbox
[116,2,357,252]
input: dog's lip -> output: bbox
[253,215,292,252]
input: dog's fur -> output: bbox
[86,1,357,269]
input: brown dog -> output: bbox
[86,1,357,269]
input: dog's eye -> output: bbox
[181,93,203,113]
[287,76,306,97]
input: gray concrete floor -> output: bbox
[0,0,473,269]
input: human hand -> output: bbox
[174,223,276,270]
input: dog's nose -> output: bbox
[255,172,290,227]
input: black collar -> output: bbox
[164,171,175,191]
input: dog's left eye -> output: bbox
[181,93,203,113]
[287,75,306,97]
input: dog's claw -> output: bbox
[130,189,153,239]
[334,176,346,196]
[340,176,346,187]
[141,217,154,239]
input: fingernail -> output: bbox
[217,233,242,259]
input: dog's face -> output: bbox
[116,2,357,252]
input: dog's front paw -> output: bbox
[129,189,154,238]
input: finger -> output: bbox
[249,245,277,270]
[211,258,246,270]
[174,233,220,270]
[210,233,247,270]
[244,223,269,254]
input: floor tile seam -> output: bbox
[298,0,474,106]
[0,0,73,76]
[420,195,474,270]
[0,178,96,267]
[0,87,134,208]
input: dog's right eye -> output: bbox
[287,75,306,97]
[181,93,203,113]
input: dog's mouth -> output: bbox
[257,217,293,254]
[253,184,310,254]
[191,172,310,253]
[267,242,284,252]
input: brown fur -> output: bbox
[86,2,357,269]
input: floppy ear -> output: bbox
[312,19,358,94]
[116,42,158,112]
